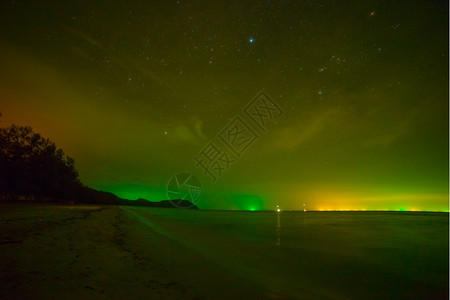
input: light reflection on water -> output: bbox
[276,212,280,246]
[125,207,449,299]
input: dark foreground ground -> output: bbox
[0,205,448,299]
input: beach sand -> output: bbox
[0,205,265,299]
[1,205,448,299]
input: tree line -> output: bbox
[0,113,82,202]
[0,112,197,208]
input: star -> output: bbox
[1,0,446,213]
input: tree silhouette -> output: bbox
[0,113,197,208]
[0,121,81,202]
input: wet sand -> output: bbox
[0,205,448,299]
[0,205,264,299]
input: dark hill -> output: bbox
[77,187,198,209]
[0,121,197,209]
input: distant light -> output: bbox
[277,209,281,212]
[249,38,254,43]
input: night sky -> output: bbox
[0,1,448,211]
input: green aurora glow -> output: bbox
[0,1,448,211]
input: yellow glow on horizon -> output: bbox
[300,190,448,212]
[304,207,448,212]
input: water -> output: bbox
[124,207,449,299]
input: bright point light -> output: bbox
[277,209,281,212]
[249,38,253,43]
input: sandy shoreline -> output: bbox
[0,205,266,299]
[1,205,448,299]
